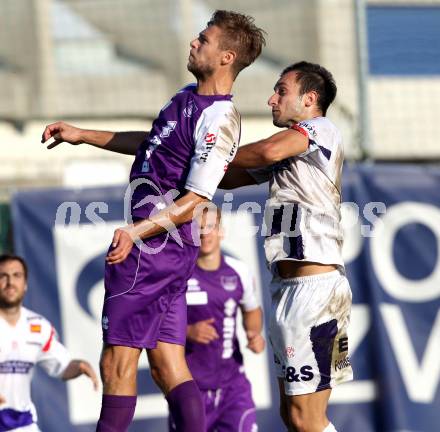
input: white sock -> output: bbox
[323,423,337,432]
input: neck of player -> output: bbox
[197,249,222,271]
[0,305,21,326]
[196,74,233,96]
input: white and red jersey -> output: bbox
[249,117,345,276]
[0,307,71,431]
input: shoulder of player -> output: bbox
[297,117,340,138]
[198,101,240,132]
[202,99,237,114]
[223,255,251,280]
[22,307,54,336]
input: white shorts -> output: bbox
[269,269,353,396]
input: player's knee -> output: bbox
[287,403,324,432]
[149,363,170,391]
[99,352,137,385]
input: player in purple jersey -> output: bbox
[168,209,265,432]
[41,10,265,432]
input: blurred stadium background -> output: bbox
[1,1,440,431]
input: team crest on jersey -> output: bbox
[30,324,41,333]
[221,275,238,291]
[183,100,198,118]
[285,346,295,358]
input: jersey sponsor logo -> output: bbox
[0,360,34,374]
[334,356,351,371]
[221,275,238,291]
[227,141,238,161]
[338,336,348,353]
[30,324,41,333]
[200,133,217,162]
[187,278,201,291]
[297,121,317,138]
[222,298,237,359]
[205,133,216,144]
[183,100,198,118]
[282,365,314,383]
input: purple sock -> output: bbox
[166,380,206,432]
[96,394,136,432]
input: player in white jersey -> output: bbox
[0,254,98,432]
[220,61,352,432]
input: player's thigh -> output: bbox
[146,340,192,394]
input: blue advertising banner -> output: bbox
[11,163,440,432]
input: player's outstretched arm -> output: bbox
[106,191,208,264]
[41,121,147,155]
[218,165,258,190]
[0,394,5,404]
[61,359,99,390]
[187,318,219,344]
[231,128,308,169]
[242,307,265,354]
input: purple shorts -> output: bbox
[102,234,199,349]
[169,372,257,432]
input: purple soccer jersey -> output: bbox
[129,84,240,245]
[102,84,240,349]
[178,255,260,431]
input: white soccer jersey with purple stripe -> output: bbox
[249,116,345,273]
[0,307,71,431]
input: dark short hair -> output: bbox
[0,254,28,279]
[208,10,266,78]
[281,61,337,115]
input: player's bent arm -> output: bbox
[132,190,207,240]
[242,306,265,354]
[218,165,258,189]
[61,359,99,390]
[41,121,147,155]
[231,128,308,169]
[106,191,208,264]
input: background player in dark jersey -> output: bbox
[41,10,265,432]
[169,208,264,432]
